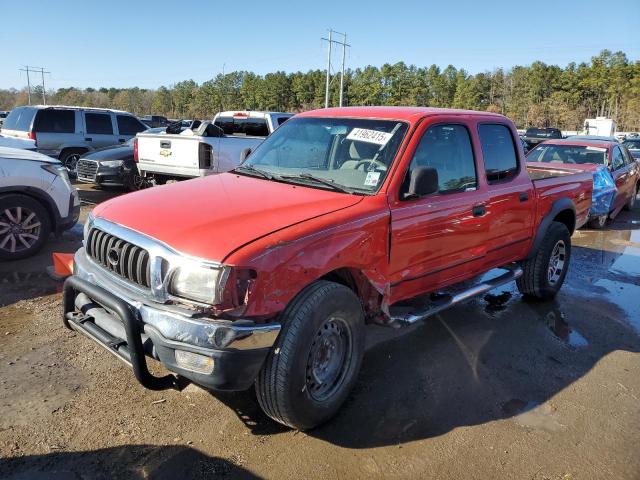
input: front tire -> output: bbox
[255,281,365,430]
[626,183,639,211]
[517,221,571,300]
[0,194,51,260]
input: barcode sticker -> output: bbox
[347,128,393,146]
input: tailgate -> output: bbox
[137,134,203,171]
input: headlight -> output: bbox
[170,264,229,305]
[100,160,124,167]
[83,213,94,243]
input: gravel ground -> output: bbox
[1,184,639,479]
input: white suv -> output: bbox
[0,146,80,260]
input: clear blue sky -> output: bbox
[1,0,638,90]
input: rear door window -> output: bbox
[478,124,519,184]
[85,113,114,135]
[33,109,75,133]
[116,115,146,136]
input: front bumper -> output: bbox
[64,255,281,391]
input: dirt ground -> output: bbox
[1,184,639,479]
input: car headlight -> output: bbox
[42,163,72,188]
[83,213,94,243]
[100,160,124,167]
[170,264,230,305]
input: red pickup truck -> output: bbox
[63,107,592,429]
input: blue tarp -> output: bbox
[591,166,617,216]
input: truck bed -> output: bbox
[528,163,593,230]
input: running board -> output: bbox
[388,266,523,327]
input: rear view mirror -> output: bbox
[240,148,252,162]
[406,166,438,199]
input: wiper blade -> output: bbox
[280,173,354,194]
[234,165,275,180]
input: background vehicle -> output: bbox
[622,138,640,160]
[0,111,8,127]
[0,146,79,260]
[136,110,292,183]
[140,115,168,128]
[527,139,639,228]
[64,107,592,429]
[565,134,619,143]
[76,127,166,191]
[522,127,562,149]
[0,106,148,172]
[0,134,36,150]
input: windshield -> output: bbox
[527,144,608,165]
[525,128,561,138]
[238,117,409,194]
[623,139,640,150]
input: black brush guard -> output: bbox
[63,275,177,390]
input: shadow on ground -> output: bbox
[0,444,260,480]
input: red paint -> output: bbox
[93,107,594,322]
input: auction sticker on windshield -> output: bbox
[364,171,381,187]
[347,128,393,146]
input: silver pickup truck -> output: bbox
[136,111,292,183]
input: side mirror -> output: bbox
[406,166,438,199]
[240,148,252,162]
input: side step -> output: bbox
[388,265,523,327]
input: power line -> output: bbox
[18,66,51,105]
[321,29,350,108]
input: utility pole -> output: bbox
[321,29,350,108]
[19,66,50,105]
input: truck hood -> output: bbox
[92,173,364,261]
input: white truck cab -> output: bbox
[136,111,292,183]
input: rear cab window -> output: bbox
[85,113,114,135]
[33,109,75,133]
[214,116,270,137]
[117,115,146,136]
[478,124,519,184]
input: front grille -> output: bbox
[76,159,98,181]
[86,228,151,288]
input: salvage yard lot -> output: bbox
[1,184,639,479]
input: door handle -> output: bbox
[84,137,92,141]
[519,192,529,202]
[472,204,486,217]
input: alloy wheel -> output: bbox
[0,206,42,254]
[547,240,566,285]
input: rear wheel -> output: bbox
[0,194,51,260]
[517,221,571,300]
[255,281,365,430]
[588,214,608,229]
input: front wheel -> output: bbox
[0,194,51,260]
[255,281,365,430]
[626,183,639,211]
[588,214,608,229]
[517,221,571,300]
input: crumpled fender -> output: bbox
[223,196,391,320]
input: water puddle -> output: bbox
[593,278,640,333]
[543,308,589,348]
[501,399,565,431]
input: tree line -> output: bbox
[1,50,638,131]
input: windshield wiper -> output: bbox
[279,173,356,194]
[234,165,275,180]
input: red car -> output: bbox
[527,139,640,228]
[63,107,592,429]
